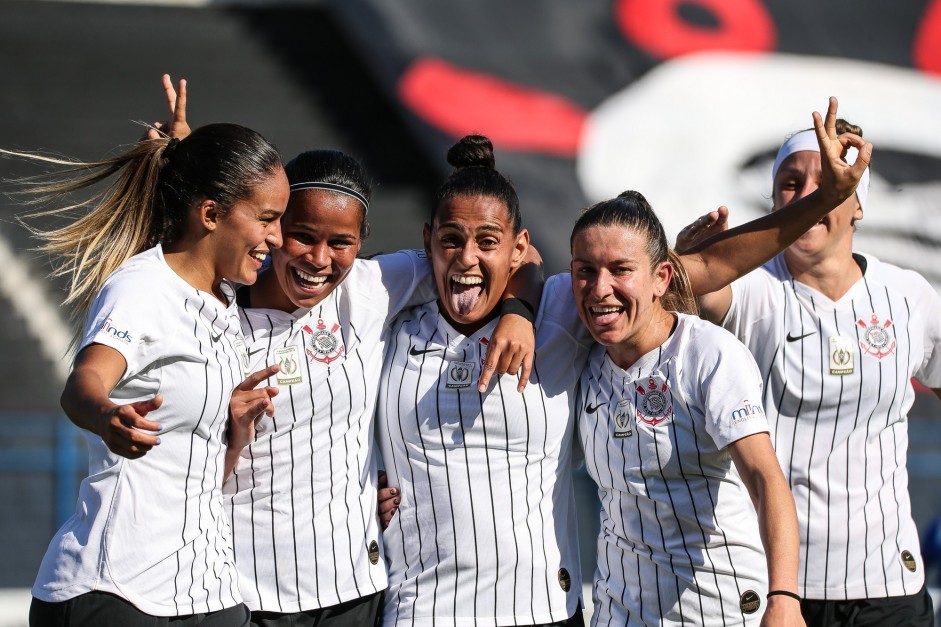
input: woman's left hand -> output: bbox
[478,312,535,393]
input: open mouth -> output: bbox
[292,267,329,291]
[589,304,623,325]
[249,250,268,267]
[450,275,484,316]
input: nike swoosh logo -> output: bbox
[585,403,603,414]
[210,332,223,342]
[247,347,266,357]
[409,345,439,356]
[786,332,816,343]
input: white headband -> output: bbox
[289,181,369,213]
[771,129,870,210]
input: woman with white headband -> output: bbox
[688,115,941,626]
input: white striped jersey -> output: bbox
[224,251,434,613]
[578,314,771,626]
[724,253,941,600]
[33,245,245,616]
[376,274,593,626]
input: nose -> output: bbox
[307,242,330,268]
[458,241,479,268]
[591,269,611,300]
[266,220,283,249]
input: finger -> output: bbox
[161,73,178,116]
[172,78,187,130]
[264,385,279,399]
[377,470,388,489]
[237,364,280,391]
[477,355,497,392]
[516,351,534,393]
[379,497,400,516]
[824,95,838,138]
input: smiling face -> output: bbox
[213,167,289,286]
[424,194,528,335]
[571,224,673,367]
[773,150,862,262]
[266,189,364,311]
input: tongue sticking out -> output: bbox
[451,283,483,316]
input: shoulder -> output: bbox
[863,254,936,298]
[675,314,755,366]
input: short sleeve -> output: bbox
[363,250,436,324]
[695,327,770,449]
[80,272,162,379]
[911,276,941,388]
[723,265,780,344]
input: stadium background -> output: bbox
[1,0,940,624]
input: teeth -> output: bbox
[250,251,267,262]
[295,268,327,284]
[452,275,483,285]
[591,306,621,314]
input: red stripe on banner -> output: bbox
[615,0,776,59]
[915,0,941,74]
[397,57,587,156]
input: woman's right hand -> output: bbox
[674,206,729,253]
[142,73,191,141]
[377,470,400,529]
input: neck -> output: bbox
[249,270,298,313]
[783,246,862,301]
[438,301,499,338]
[162,239,226,302]
[606,308,676,371]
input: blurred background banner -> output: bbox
[0,0,939,621]
[331,0,941,287]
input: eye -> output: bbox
[330,239,355,250]
[439,234,461,247]
[478,237,499,250]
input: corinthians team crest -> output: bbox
[857,314,896,360]
[635,375,673,426]
[302,318,345,364]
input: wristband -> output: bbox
[500,298,535,324]
[766,590,802,602]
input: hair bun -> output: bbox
[446,135,496,170]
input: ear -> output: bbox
[509,228,530,270]
[853,198,863,223]
[200,199,221,232]
[423,222,432,257]
[652,261,674,299]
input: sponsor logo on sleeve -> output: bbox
[100,317,133,343]
[731,399,765,425]
[740,590,761,614]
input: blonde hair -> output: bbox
[9,123,283,331]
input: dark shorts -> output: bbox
[30,592,250,627]
[801,586,935,627]
[250,591,384,627]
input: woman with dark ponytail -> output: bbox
[144,76,539,627]
[11,121,289,626]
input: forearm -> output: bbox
[753,472,801,593]
[683,188,841,294]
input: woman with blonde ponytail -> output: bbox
[13,122,290,626]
